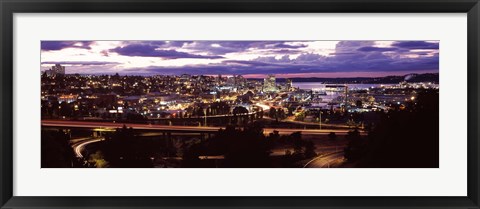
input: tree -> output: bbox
[98,125,158,168]
[211,101,230,115]
[328,132,337,141]
[233,106,249,114]
[181,140,202,167]
[291,132,304,157]
[41,130,78,168]
[294,111,305,121]
[304,141,317,158]
[344,90,439,168]
[362,90,439,168]
[344,129,365,162]
[269,107,277,119]
[210,123,272,168]
[88,151,109,168]
[356,100,363,107]
[59,101,73,117]
[233,106,249,125]
[277,108,286,121]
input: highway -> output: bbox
[71,137,104,158]
[303,151,345,168]
[271,145,345,156]
[263,116,352,129]
[42,120,360,135]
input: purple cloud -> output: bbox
[41,41,94,51]
[118,49,438,76]
[358,46,398,52]
[268,49,302,54]
[271,43,307,49]
[41,40,440,77]
[41,61,119,66]
[392,41,439,49]
[110,44,223,59]
[182,41,307,55]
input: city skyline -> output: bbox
[41,40,439,78]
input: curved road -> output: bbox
[303,151,345,168]
[71,137,104,158]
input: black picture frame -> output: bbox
[1,0,479,208]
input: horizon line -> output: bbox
[48,72,438,79]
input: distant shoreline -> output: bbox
[46,72,439,84]
[248,73,439,84]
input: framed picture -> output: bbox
[1,0,479,208]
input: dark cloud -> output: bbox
[335,41,375,52]
[113,40,439,76]
[182,41,307,55]
[134,41,194,48]
[41,61,119,66]
[165,41,195,47]
[254,55,292,63]
[391,41,439,49]
[268,49,302,54]
[41,41,94,51]
[223,60,284,67]
[271,43,307,49]
[110,44,223,59]
[120,50,438,76]
[140,41,168,46]
[358,46,398,52]
[294,53,326,62]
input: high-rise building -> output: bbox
[179,74,191,83]
[53,64,65,74]
[227,75,246,88]
[263,74,277,92]
[216,74,222,85]
[285,79,293,91]
[45,64,65,76]
[235,75,246,87]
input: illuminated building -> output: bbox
[227,75,246,90]
[263,74,277,92]
[216,74,222,85]
[58,94,78,103]
[285,79,293,91]
[45,64,65,77]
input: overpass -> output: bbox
[41,120,359,136]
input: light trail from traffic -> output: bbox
[42,120,364,136]
[72,137,104,158]
[303,151,345,168]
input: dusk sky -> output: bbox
[41,40,439,78]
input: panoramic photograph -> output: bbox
[41,40,439,168]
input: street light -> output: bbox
[319,108,322,130]
[204,108,207,127]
